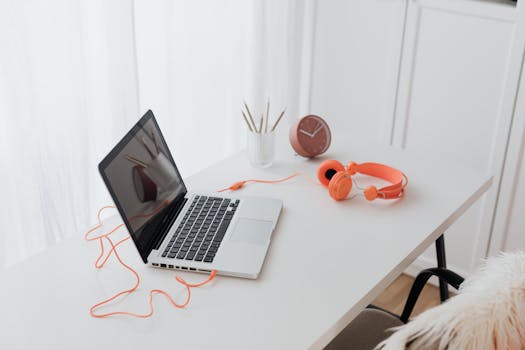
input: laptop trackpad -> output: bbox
[230,218,272,246]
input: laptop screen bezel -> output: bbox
[98,110,187,263]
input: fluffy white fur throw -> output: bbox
[378,251,525,350]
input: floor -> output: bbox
[372,274,447,318]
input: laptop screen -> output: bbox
[98,110,187,262]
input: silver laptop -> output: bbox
[99,110,282,279]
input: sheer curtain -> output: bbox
[133,0,312,176]
[0,0,312,269]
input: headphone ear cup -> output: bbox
[328,172,353,201]
[317,160,345,187]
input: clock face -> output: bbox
[290,115,331,157]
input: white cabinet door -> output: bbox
[394,0,521,275]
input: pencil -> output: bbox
[241,110,253,132]
[259,113,263,133]
[271,108,286,132]
[141,137,155,158]
[265,99,270,133]
[243,100,258,131]
[125,155,148,168]
[151,130,160,154]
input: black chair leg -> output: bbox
[399,267,464,323]
[435,234,449,302]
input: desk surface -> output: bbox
[0,138,491,350]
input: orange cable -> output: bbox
[217,171,320,192]
[86,205,217,319]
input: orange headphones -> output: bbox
[317,160,408,201]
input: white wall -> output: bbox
[488,3,525,254]
[310,0,406,142]
[310,0,523,277]
[394,0,519,276]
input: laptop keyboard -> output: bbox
[161,196,239,263]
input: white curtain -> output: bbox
[0,0,311,269]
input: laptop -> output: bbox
[99,110,282,279]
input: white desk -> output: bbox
[0,138,491,350]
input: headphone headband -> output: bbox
[354,162,407,199]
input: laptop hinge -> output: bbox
[152,196,187,251]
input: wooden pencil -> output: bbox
[265,99,270,133]
[243,100,258,131]
[271,108,286,132]
[241,110,253,132]
[259,113,263,133]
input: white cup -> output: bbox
[247,130,275,168]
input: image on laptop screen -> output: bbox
[99,111,186,259]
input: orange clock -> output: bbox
[289,115,331,157]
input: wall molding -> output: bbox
[489,41,525,254]
[385,0,409,146]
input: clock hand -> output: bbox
[299,129,314,138]
[312,125,324,137]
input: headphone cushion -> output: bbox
[317,160,345,187]
[328,172,353,201]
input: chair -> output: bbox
[324,251,525,350]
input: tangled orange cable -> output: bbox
[85,205,217,318]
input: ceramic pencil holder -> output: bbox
[247,130,275,168]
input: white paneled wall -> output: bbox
[311,0,406,142]
[489,9,525,254]
[310,0,525,276]
[394,0,520,275]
